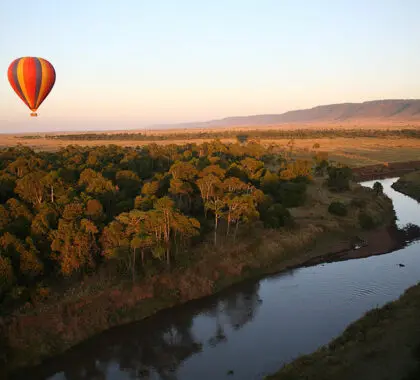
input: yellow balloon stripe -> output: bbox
[17,58,33,109]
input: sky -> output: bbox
[1,0,419,133]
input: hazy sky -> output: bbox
[1,0,419,133]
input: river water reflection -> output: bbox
[14,178,420,380]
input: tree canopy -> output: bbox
[0,140,339,310]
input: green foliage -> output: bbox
[328,201,348,216]
[236,134,249,144]
[277,182,307,208]
[392,171,420,202]
[373,181,384,195]
[38,128,420,142]
[327,166,352,192]
[261,203,293,228]
[0,255,14,296]
[0,141,315,307]
[359,212,375,230]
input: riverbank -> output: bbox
[352,161,420,182]
[264,180,420,380]
[265,280,420,380]
[392,171,420,202]
[1,178,397,378]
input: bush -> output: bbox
[291,175,312,184]
[276,181,307,207]
[359,212,375,230]
[261,203,294,228]
[373,181,384,195]
[328,201,348,216]
[327,166,352,192]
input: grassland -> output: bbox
[2,131,420,168]
[392,171,420,202]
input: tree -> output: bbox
[236,134,249,145]
[373,181,384,195]
[0,174,16,203]
[328,201,348,216]
[0,254,14,297]
[196,174,222,217]
[85,199,105,222]
[15,171,47,206]
[200,164,226,179]
[206,198,225,246]
[327,166,352,192]
[51,217,99,277]
[0,138,318,304]
[239,157,264,182]
[112,210,153,281]
[229,195,259,240]
[5,198,33,238]
[115,170,141,197]
[141,181,160,197]
[155,197,175,265]
[0,205,11,233]
[171,213,200,255]
[19,237,44,279]
[169,162,198,181]
[260,170,280,196]
[41,170,64,204]
[261,203,293,228]
[279,160,312,181]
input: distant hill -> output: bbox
[152,99,420,129]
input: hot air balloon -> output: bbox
[7,57,56,117]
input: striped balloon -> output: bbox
[7,57,56,117]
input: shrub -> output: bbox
[328,201,348,216]
[276,181,307,207]
[359,212,375,230]
[373,181,384,195]
[261,203,294,228]
[327,166,352,192]
[236,134,249,144]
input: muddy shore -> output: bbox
[300,224,412,267]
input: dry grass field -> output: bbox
[1,126,420,168]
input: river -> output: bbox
[12,177,420,380]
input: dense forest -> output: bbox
[20,128,420,142]
[0,140,350,313]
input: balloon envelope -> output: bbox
[7,57,56,117]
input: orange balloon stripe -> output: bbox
[35,59,56,109]
[8,59,31,108]
[23,58,38,109]
[17,59,31,108]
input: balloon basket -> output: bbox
[30,112,38,117]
